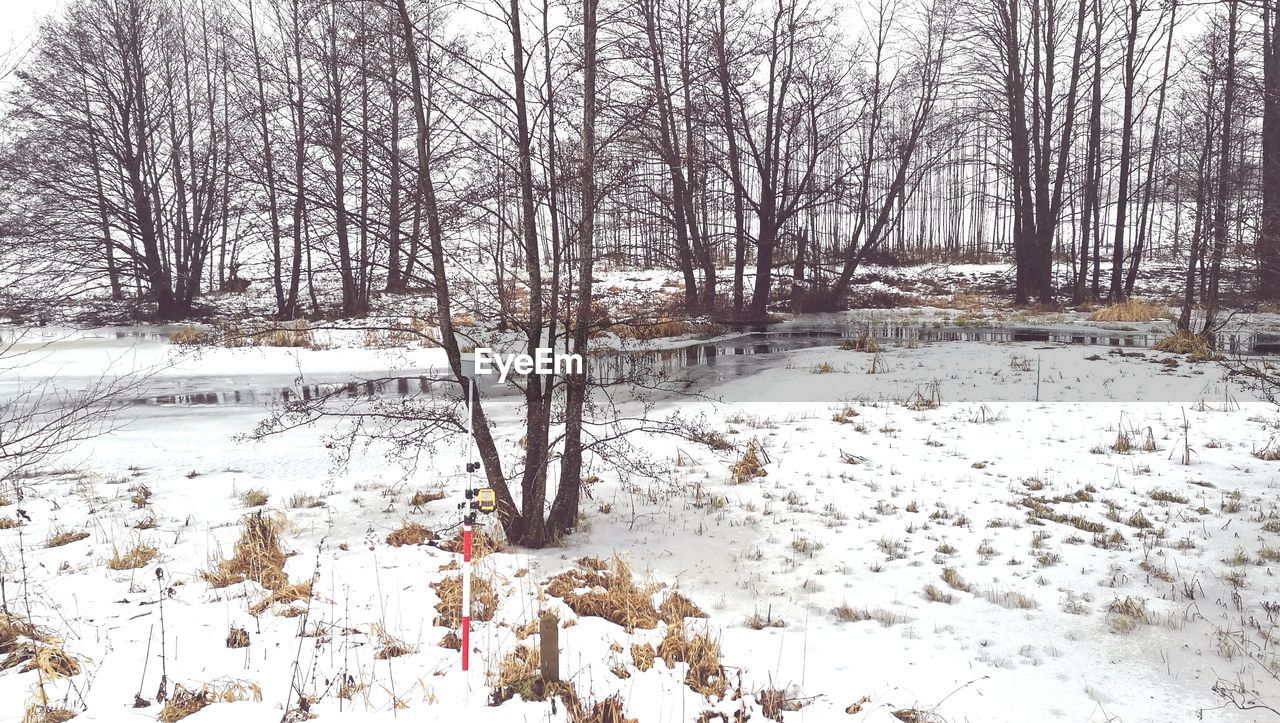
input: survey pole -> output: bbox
[461,377,475,671]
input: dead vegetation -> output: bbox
[611,317,695,341]
[657,623,727,698]
[631,642,655,671]
[106,543,158,570]
[1086,299,1167,322]
[1106,596,1150,634]
[203,512,289,590]
[386,520,435,547]
[439,528,502,559]
[941,567,970,592]
[1152,329,1215,360]
[730,443,767,484]
[409,489,446,506]
[659,591,707,623]
[44,530,89,548]
[157,681,263,722]
[22,706,77,723]
[1,613,80,681]
[431,573,497,629]
[217,319,321,349]
[373,624,415,659]
[839,332,879,353]
[546,556,659,631]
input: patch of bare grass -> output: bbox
[106,543,158,570]
[1087,299,1167,322]
[546,556,658,631]
[158,681,263,722]
[657,624,726,698]
[386,520,435,547]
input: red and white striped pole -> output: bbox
[461,378,475,672]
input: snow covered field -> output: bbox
[2,318,1280,722]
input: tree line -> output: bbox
[2,0,1276,325]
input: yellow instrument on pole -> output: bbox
[476,487,497,514]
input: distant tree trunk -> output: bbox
[712,0,746,313]
[385,23,405,293]
[285,0,306,318]
[1203,0,1238,336]
[507,0,550,547]
[1262,0,1280,300]
[550,0,597,537]
[1125,2,1174,297]
[1108,0,1142,302]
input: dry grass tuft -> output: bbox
[158,681,263,722]
[839,333,880,353]
[248,580,313,617]
[22,706,76,723]
[240,488,268,508]
[431,573,497,629]
[373,624,416,660]
[570,694,639,723]
[106,544,158,570]
[1087,299,1167,322]
[386,520,435,547]
[1254,439,1280,461]
[3,641,81,679]
[923,584,954,604]
[1106,596,1150,634]
[546,556,659,631]
[658,624,726,698]
[45,531,89,548]
[659,591,707,624]
[220,319,319,349]
[631,642,655,671]
[941,567,970,592]
[203,511,290,592]
[439,528,502,559]
[756,687,807,721]
[0,517,19,529]
[612,317,695,341]
[730,443,767,484]
[129,484,152,508]
[1152,329,1215,360]
[168,326,208,345]
[225,627,249,649]
[409,489,446,507]
[493,644,541,695]
[980,587,1038,609]
[0,613,51,661]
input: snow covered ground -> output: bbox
[2,320,1280,722]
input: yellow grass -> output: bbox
[546,556,659,632]
[45,531,89,548]
[203,512,292,593]
[431,573,497,629]
[386,520,435,547]
[1087,299,1168,322]
[1152,329,1215,360]
[106,544,158,570]
[168,326,208,346]
[158,681,263,722]
[730,444,767,484]
[657,624,726,698]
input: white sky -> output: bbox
[2,0,60,65]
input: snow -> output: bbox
[1,318,1279,722]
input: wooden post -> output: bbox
[539,611,559,683]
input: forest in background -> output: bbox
[0,0,1278,328]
